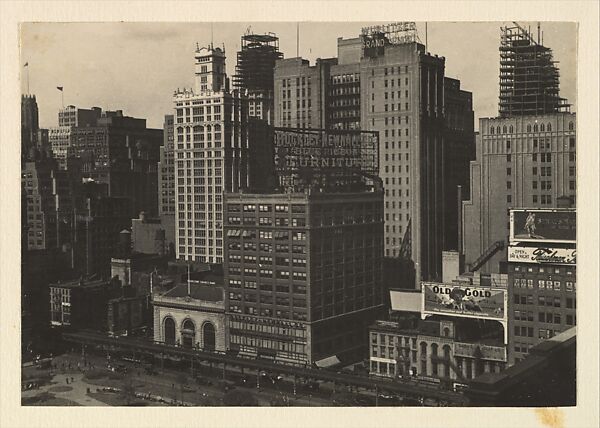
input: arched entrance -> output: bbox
[181,319,196,349]
[203,322,216,351]
[164,317,176,345]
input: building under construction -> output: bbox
[233,32,283,124]
[499,23,570,117]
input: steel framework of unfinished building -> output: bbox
[499,23,570,117]
[233,32,283,92]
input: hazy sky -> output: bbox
[20,22,577,130]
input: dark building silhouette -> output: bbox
[21,94,39,161]
[69,109,162,217]
[233,32,283,124]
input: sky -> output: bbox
[20,21,577,130]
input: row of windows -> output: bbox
[512,279,576,291]
[489,121,574,135]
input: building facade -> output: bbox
[274,30,475,286]
[49,106,102,169]
[369,318,507,382]
[152,283,226,352]
[462,113,576,273]
[22,158,80,251]
[158,114,175,217]
[49,278,120,330]
[223,190,385,365]
[506,208,576,365]
[69,109,162,217]
[173,44,249,264]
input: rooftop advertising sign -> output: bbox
[510,209,576,244]
[508,246,576,265]
[273,128,378,177]
[422,283,506,321]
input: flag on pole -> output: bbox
[24,62,29,67]
[56,86,63,91]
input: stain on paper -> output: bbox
[535,408,564,428]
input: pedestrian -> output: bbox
[71,377,74,383]
[66,378,69,384]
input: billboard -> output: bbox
[508,246,576,265]
[422,283,506,321]
[454,342,507,362]
[273,128,378,189]
[510,209,576,244]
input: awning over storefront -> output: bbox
[315,355,341,368]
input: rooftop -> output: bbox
[162,283,224,302]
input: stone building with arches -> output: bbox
[152,282,226,352]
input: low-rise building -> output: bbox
[49,278,120,330]
[369,317,507,383]
[152,281,226,352]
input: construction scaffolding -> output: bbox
[499,23,570,117]
[233,32,283,92]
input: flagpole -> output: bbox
[26,65,29,95]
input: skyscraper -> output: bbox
[21,94,39,161]
[68,109,162,217]
[158,114,175,217]
[49,106,102,169]
[233,32,283,124]
[498,23,570,117]
[462,25,576,274]
[273,23,475,286]
[173,44,248,264]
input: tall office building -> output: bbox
[158,114,175,217]
[21,95,39,161]
[462,25,576,274]
[22,157,80,251]
[274,23,474,285]
[69,109,162,217]
[173,44,248,264]
[233,32,283,124]
[223,127,384,365]
[444,77,476,252]
[224,190,385,366]
[49,106,102,169]
[506,207,576,366]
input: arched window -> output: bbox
[214,124,221,132]
[164,317,176,345]
[181,319,196,349]
[547,123,552,132]
[430,343,439,356]
[527,124,532,132]
[509,125,514,133]
[443,345,451,358]
[443,327,450,337]
[490,126,495,135]
[203,322,216,351]
[420,341,427,356]
[540,123,545,132]
[534,124,538,132]
[569,122,574,131]
[502,125,507,133]
[496,126,501,134]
